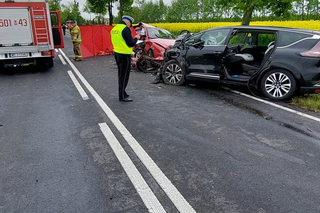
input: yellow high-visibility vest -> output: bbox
[111,24,133,54]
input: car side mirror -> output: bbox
[193,38,204,49]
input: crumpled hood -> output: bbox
[151,38,175,49]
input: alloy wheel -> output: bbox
[264,72,292,98]
[164,63,183,84]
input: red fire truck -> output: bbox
[0,0,64,68]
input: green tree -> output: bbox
[71,0,84,25]
[157,0,168,22]
[86,0,115,25]
[114,0,167,24]
[166,0,200,22]
[307,0,320,19]
[59,1,84,25]
[216,0,294,25]
[83,2,94,21]
[128,6,143,23]
[292,0,320,20]
[48,0,61,11]
[117,0,133,18]
[267,0,293,20]
[140,1,163,23]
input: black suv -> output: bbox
[162,26,320,100]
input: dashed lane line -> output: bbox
[55,49,59,53]
[58,54,67,65]
[99,123,166,213]
[59,48,197,213]
[67,70,89,100]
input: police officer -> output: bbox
[69,21,82,61]
[111,15,141,102]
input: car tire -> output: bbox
[147,49,154,58]
[260,69,296,101]
[162,60,185,86]
[137,60,147,71]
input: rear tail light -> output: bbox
[41,51,52,56]
[300,41,320,57]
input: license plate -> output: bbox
[9,53,29,58]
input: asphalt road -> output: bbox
[1,35,320,213]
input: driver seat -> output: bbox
[242,41,275,75]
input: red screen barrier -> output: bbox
[79,25,137,58]
[78,26,94,58]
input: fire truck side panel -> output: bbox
[0,0,62,68]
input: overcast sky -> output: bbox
[61,0,173,19]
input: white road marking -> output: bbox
[67,70,89,100]
[99,123,166,213]
[58,54,67,65]
[55,49,58,53]
[59,48,197,213]
[222,86,320,123]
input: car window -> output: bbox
[278,31,313,46]
[228,32,258,46]
[136,27,146,36]
[228,31,276,47]
[50,13,59,26]
[147,27,175,39]
[201,29,230,45]
[185,32,202,46]
[228,32,248,45]
[257,33,276,47]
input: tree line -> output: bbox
[49,0,320,26]
[49,0,84,25]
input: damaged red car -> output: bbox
[132,22,175,71]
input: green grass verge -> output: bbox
[291,94,320,113]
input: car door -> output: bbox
[50,11,64,48]
[185,28,230,80]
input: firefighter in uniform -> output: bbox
[111,15,141,102]
[69,21,82,61]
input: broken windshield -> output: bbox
[147,27,175,39]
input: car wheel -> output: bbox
[147,49,154,58]
[260,69,296,101]
[162,60,185,86]
[137,60,148,71]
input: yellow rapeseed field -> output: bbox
[152,20,320,35]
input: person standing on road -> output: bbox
[62,24,66,36]
[69,21,83,61]
[111,15,141,102]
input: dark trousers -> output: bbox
[114,53,131,100]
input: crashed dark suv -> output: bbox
[162,26,320,100]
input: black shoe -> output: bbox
[119,97,133,102]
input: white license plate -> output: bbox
[9,53,29,58]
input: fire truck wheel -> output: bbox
[46,58,54,68]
